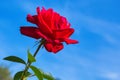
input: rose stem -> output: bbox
[21,39,45,80]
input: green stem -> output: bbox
[21,39,45,80]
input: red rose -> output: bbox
[20,7,78,53]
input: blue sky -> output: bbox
[0,0,120,80]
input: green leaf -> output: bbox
[27,50,36,63]
[30,65,43,80]
[14,71,31,80]
[3,56,26,64]
[14,71,23,80]
[43,72,55,80]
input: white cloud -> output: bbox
[101,72,120,80]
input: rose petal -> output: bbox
[20,27,47,39]
[44,42,63,53]
[42,8,53,29]
[52,12,61,30]
[36,7,53,35]
[65,39,78,44]
[58,16,68,29]
[53,28,74,39]
[52,43,63,53]
[27,14,38,24]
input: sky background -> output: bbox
[0,0,120,80]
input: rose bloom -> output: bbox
[20,7,78,53]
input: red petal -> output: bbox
[36,7,41,14]
[20,27,47,39]
[52,43,63,53]
[27,14,38,24]
[52,12,61,30]
[36,7,53,35]
[44,42,63,53]
[42,8,53,29]
[58,16,68,29]
[53,28,74,39]
[65,39,78,44]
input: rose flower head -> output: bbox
[20,7,78,53]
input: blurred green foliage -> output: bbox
[0,66,12,80]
